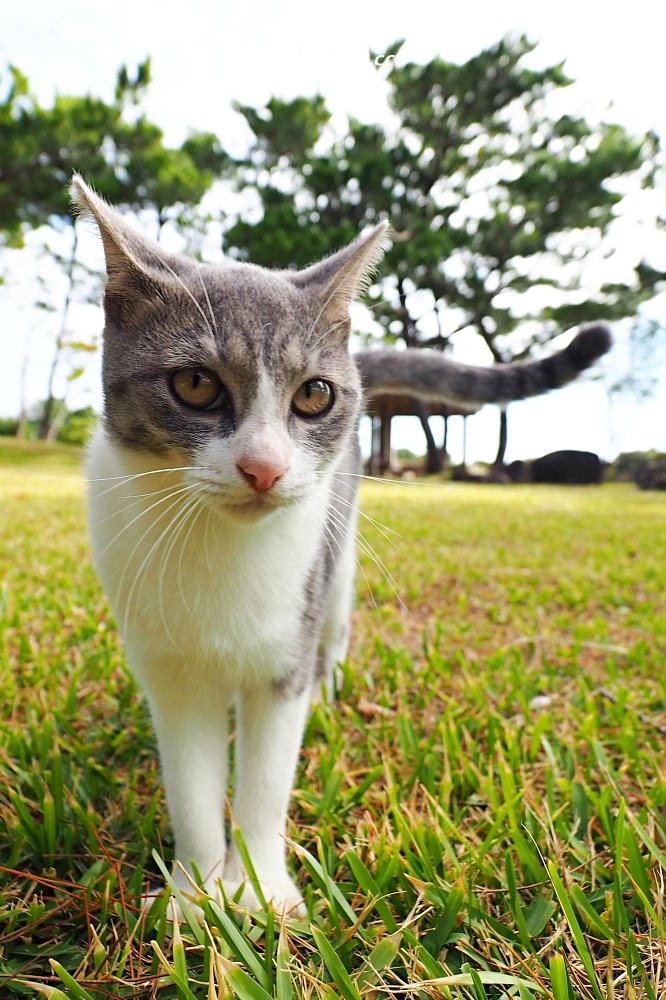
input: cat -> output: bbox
[71,175,611,916]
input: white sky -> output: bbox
[2,0,665,463]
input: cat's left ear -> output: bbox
[289,222,391,333]
[69,174,190,329]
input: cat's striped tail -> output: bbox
[356,323,611,405]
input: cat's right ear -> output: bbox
[70,175,180,319]
[289,222,392,337]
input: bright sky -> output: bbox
[2,0,665,463]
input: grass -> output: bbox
[1,441,666,998]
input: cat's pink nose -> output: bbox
[237,457,288,492]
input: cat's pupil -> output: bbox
[292,379,333,418]
[170,367,224,410]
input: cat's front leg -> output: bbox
[225,682,310,915]
[148,686,230,902]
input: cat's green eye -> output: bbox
[170,367,226,410]
[292,379,334,418]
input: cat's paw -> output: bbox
[142,866,305,923]
[223,856,305,916]
[224,873,305,917]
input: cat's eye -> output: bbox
[292,379,334,418]
[170,367,226,410]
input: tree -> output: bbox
[1,62,228,439]
[56,405,97,446]
[222,36,665,466]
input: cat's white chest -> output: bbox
[86,430,327,688]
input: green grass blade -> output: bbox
[151,850,205,945]
[276,919,293,1000]
[292,842,358,927]
[205,899,272,990]
[549,953,571,1000]
[150,940,201,1000]
[547,861,604,1000]
[222,962,275,1000]
[356,932,402,989]
[310,925,361,1000]
[232,826,269,911]
[48,961,97,1000]
[345,849,398,931]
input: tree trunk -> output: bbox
[494,404,509,467]
[39,223,78,441]
[416,402,442,474]
[440,414,449,466]
[16,329,33,439]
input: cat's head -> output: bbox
[72,176,390,521]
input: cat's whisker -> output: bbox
[121,488,206,638]
[300,494,381,629]
[323,501,405,612]
[362,298,387,314]
[197,266,219,340]
[92,482,203,530]
[353,529,407,613]
[302,284,343,346]
[355,552,379,612]
[116,488,200,633]
[326,470,433,488]
[203,506,215,581]
[155,489,208,640]
[300,495,342,566]
[322,506,383,612]
[157,258,217,342]
[328,487,401,547]
[154,492,206,645]
[89,465,203,483]
[107,489,199,619]
[176,491,208,617]
[120,482,203,500]
[92,466,206,498]
[94,483,203,561]
[307,317,349,353]
[155,528,187,647]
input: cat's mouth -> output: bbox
[202,488,296,523]
[193,473,307,522]
[224,497,282,522]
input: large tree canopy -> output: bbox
[0,60,228,438]
[1,39,664,458]
[0,60,228,238]
[223,36,665,464]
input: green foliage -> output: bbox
[223,36,665,462]
[0,416,19,436]
[227,36,665,354]
[56,406,98,446]
[1,60,229,440]
[609,450,664,482]
[234,94,331,169]
[0,58,229,237]
[1,456,665,996]
[396,447,424,462]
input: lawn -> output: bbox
[1,443,665,998]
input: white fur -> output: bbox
[87,424,343,912]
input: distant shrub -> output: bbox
[609,451,663,483]
[0,417,19,437]
[56,407,98,446]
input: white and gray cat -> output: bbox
[71,176,610,915]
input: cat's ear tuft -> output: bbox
[290,221,392,333]
[71,175,142,285]
[70,174,181,307]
